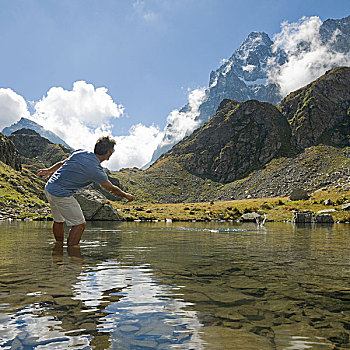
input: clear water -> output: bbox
[0,221,350,349]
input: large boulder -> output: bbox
[74,187,123,221]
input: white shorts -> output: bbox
[45,190,85,226]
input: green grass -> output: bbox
[110,186,350,222]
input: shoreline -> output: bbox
[2,187,350,223]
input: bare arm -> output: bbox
[37,159,67,179]
[100,180,135,202]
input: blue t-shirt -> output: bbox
[45,150,108,197]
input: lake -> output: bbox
[0,220,350,349]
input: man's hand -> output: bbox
[36,159,67,179]
[100,180,135,202]
[124,193,135,203]
[37,169,51,179]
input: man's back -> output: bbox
[45,150,107,197]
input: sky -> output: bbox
[0,0,350,170]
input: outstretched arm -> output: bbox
[100,180,135,202]
[37,159,67,179]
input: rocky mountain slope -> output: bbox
[0,132,49,219]
[109,67,350,203]
[8,128,72,170]
[150,15,350,164]
[164,99,295,183]
[280,67,350,149]
[2,117,71,148]
[0,132,21,171]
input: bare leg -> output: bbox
[67,222,86,246]
[53,221,64,242]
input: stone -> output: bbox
[317,209,336,214]
[342,203,350,210]
[313,214,334,223]
[241,212,261,222]
[290,188,309,201]
[74,187,123,221]
[324,199,335,206]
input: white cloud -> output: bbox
[105,123,164,170]
[268,16,350,97]
[28,80,163,171]
[0,88,30,130]
[30,81,124,151]
[133,0,157,21]
[158,88,207,149]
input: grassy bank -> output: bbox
[111,187,350,223]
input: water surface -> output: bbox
[0,221,350,349]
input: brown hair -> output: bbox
[94,136,116,155]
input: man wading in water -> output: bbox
[37,136,135,246]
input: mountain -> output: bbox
[8,128,72,170]
[2,117,71,148]
[150,31,286,164]
[110,67,350,203]
[319,14,350,53]
[149,15,350,165]
[163,99,295,183]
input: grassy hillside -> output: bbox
[0,162,49,219]
[111,186,350,223]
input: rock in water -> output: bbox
[241,212,262,222]
[292,210,334,224]
[74,187,123,221]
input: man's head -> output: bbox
[94,136,116,161]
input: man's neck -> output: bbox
[95,153,106,163]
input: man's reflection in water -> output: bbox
[51,241,64,265]
[51,242,84,264]
[67,245,84,263]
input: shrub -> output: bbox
[336,196,348,205]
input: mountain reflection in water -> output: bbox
[0,220,350,349]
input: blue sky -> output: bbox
[0,0,349,169]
